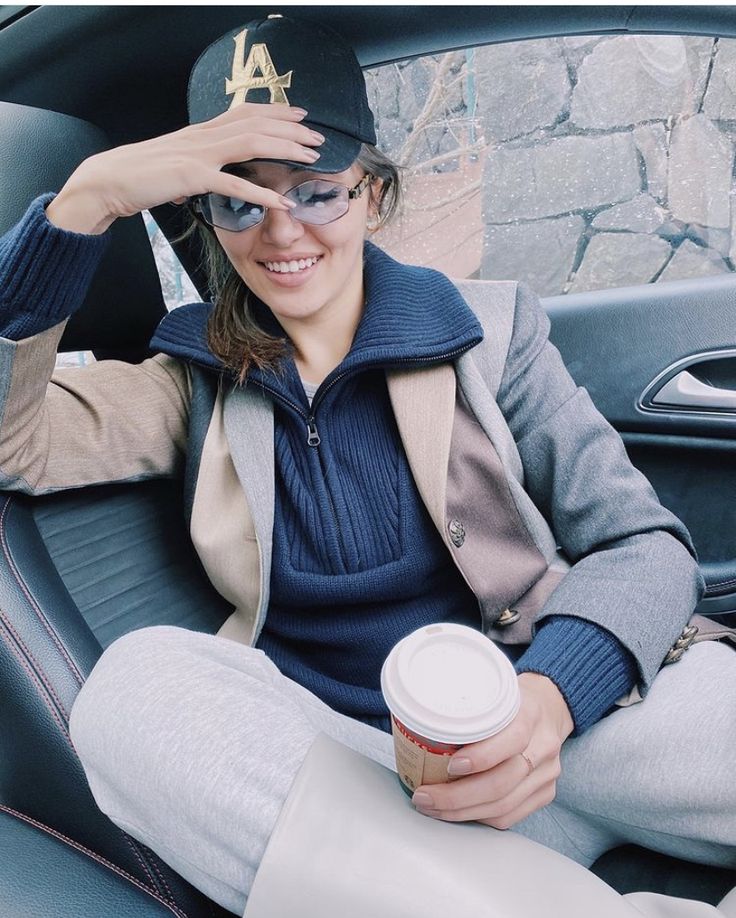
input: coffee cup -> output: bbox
[380,623,520,795]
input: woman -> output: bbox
[0,14,734,917]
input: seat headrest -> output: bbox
[0,101,167,360]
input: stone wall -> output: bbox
[366,35,736,296]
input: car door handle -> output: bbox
[652,370,736,411]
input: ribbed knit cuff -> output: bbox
[0,192,111,340]
[515,616,638,735]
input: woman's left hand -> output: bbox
[411,673,574,829]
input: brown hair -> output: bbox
[173,144,402,384]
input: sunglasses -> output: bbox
[191,174,373,232]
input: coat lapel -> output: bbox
[386,363,456,535]
[190,385,260,643]
[215,382,275,643]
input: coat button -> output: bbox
[496,608,520,627]
[664,623,699,664]
[448,519,465,547]
[664,646,685,665]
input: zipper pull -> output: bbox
[306,417,321,447]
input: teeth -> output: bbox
[264,256,319,273]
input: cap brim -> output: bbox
[251,121,363,174]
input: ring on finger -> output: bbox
[520,751,535,776]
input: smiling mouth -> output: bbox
[263,256,322,274]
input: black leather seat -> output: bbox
[0,805,191,918]
[0,99,733,914]
[0,100,232,918]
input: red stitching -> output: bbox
[116,830,162,900]
[0,612,163,894]
[0,613,67,735]
[0,496,185,905]
[0,606,70,718]
[144,846,177,905]
[0,626,161,894]
[0,803,189,918]
[0,497,84,685]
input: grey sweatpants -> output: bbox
[69,627,736,916]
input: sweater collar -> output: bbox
[149,240,483,381]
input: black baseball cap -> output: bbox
[187,14,376,173]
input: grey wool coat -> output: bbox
[0,278,712,703]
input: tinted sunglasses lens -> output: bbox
[203,193,264,231]
[288,181,349,225]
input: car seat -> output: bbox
[0,100,233,917]
[0,98,733,915]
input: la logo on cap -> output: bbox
[225,25,292,107]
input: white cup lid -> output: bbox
[380,623,520,744]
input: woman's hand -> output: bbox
[412,673,574,829]
[45,103,324,234]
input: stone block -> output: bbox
[473,38,570,143]
[704,39,736,121]
[687,224,732,257]
[570,35,714,129]
[633,124,669,203]
[592,195,668,233]
[668,114,733,228]
[562,36,606,56]
[481,215,584,297]
[657,239,730,282]
[484,133,641,222]
[568,232,671,293]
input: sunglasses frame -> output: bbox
[191,173,373,232]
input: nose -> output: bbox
[259,206,305,247]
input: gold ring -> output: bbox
[521,752,534,776]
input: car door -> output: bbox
[548,274,736,621]
[362,31,736,624]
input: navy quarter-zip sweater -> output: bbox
[0,193,637,734]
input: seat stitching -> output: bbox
[0,496,182,905]
[140,840,176,905]
[0,803,189,918]
[0,610,168,897]
[706,576,736,591]
[0,497,84,685]
[0,612,68,734]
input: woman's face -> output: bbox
[213,161,374,329]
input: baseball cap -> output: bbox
[187,14,376,173]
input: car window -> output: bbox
[57,30,736,370]
[366,34,736,296]
[55,211,198,368]
[143,210,200,311]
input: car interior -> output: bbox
[0,5,735,916]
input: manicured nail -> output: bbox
[412,791,434,808]
[280,197,297,209]
[305,149,321,160]
[292,107,308,116]
[447,757,472,776]
[309,130,325,143]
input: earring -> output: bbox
[366,214,383,232]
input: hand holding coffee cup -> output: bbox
[381,623,573,829]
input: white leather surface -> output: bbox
[626,892,725,917]
[245,733,650,918]
[719,888,736,917]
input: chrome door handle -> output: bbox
[652,370,736,410]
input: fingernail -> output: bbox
[280,197,297,209]
[292,107,308,116]
[309,130,325,143]
[305,149,321,160]
[412,791,434,808]
[448,756,472,776]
